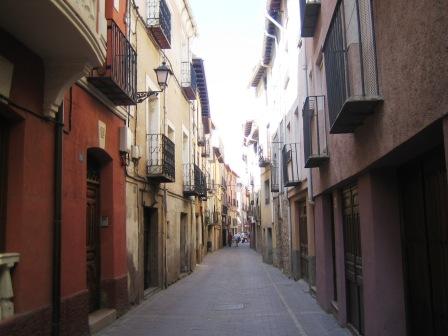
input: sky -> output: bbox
[189,0,266,175]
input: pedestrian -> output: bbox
[236,235,241,247]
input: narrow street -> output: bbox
[98,245,349,336]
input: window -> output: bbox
[114,0,120,11]
[264,179,270,204]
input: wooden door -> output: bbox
[86,181,100,312]
[0,120,8,252]
[298,200,308,281]
[342,184,364,335]
[180,213,188,273]
[144,207,158,289]
[400,146,448,335]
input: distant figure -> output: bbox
[235,235,241,247]
[228,233,232,247]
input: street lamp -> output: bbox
[136,61,172,103]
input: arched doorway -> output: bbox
[86,148,111,313]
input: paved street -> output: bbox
[98,244,349,336]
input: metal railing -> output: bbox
[282,143,300,187]
[147,134,175,182]
[183,163,206,197]
[258,147,271,167]
[303,95,329,168]
[201,138,210,158]
[181,62,197,100]
[324,0,380,133]
[88,20,137,105]
[147,0,171,48]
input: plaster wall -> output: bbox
[307,0,448,194]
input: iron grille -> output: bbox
[147,134,175,182]
[324,0,381,133]
[183,163,206,197]
[181,62,197,100]
[201,138,210,158]
[271,143,281,192]
[88,20,137,105]
[258,147,271,167]
[282,143,300,187]
[147,0,171,49]
[303,95,329,168]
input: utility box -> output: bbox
[119,127,132,153]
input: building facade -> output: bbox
[303,0,448,335]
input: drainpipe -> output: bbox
[52,103,63,336]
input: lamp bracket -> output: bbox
[136,90,162,103]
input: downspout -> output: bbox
[52,103,63,336]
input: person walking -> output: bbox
[235,234,241,247]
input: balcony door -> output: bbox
[342,184,364,335]
[400,146,448,335]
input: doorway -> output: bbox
[0,118,8,252]
[400,146,448,335]
[267,228,273,264]
[298,200,308,281]
[180,213,188,273]
[342,184,364,335]
[86,158,101,313]
[144,207,158,290]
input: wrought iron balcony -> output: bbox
[258,147,271,167]
[303,95,329,168]
[201,138,210,158]
[181,62,197,100]
[147,0,171,49]
[183,163,206,197]
[300,0,321,37]
[197,136,205,147]
[207,177,215,194]
[147,134,175,183]
[88,20,136,105]
[282,143,301,187]
[271,156,280,192]
[213,211,221,225]
[324,0,382,134]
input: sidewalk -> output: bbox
[97,244,350,336]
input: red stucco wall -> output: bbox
[1,28,54,313]
[61,84,127,298]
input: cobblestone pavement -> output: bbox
[98,244,350,336]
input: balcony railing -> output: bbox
[271,154,280,192]
[201,138,210,158]
[147,134,175,183]
[88,20,136,105]
[258,147,271,167]
[183,163,206,197]
[324,0,382,134]
[207,177,215,194]
[213,211,221,224]
[282,143,301,187]
[147,0,171,49]
[300,0,321,37]
[303,95,329,168]
[181,62,197,100]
